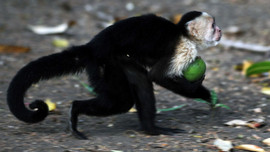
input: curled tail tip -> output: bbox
[29,100,48,110]
[27,100,49,123]
[7,97,49,123]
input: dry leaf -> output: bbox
[248,118,265,123]
[246,122,263,129]
[107,123,114,127]
[234,63,243,71]
[261,87,270,95]
[0,45,30,53]
[211,67,219,71]
[224,119,247,126]
[52,39,69,48]
[213,139,233,152]
[129,107,137,113]
[28,21,73,35]
[252,134,261,140]
[172,14,182,24]
[45,99,56,111]
[225,119,265,129]
[242,60,253,75]
[246,118,266,129]
[253,108,262,113]
[262,138,270,146]
[192,135,203,138]
[234,144,265,152]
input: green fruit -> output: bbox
[183,57,206,82]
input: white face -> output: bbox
[186,12,222,49]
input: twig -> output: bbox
[219,39,270,52]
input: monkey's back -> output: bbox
[88,14,181,65]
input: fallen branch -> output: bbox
[219,39,270,52]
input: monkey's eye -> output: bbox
[212,23,215,29]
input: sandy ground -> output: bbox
[1,0,270,151]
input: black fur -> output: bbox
[177,11,202,37]
[7,11,210,139]
[7,45,90,123]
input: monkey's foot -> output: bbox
[71,130,88,140]
[66,123,88,140]
[143,126,186,135]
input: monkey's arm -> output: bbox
[149,58,211,101]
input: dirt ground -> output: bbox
[1,0,270,151]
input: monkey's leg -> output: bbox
[68,98,98,140]
[132,83,184,135]
[69,94,134,140]
[122,62,185,135]
[69,61,135,139]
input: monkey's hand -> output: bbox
[151,73,211,100]
[173,74,205,93]
[150,58,211,100]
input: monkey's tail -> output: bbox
[7,45,91,123]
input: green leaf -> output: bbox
[215,104,230,110]
[194,90,230,110]
[157,104,186,112]
[246,61,270,76]
[73,77,97,95]
[194,98,209,104]
[210,90,218,105]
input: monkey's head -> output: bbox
[178,11,222,49]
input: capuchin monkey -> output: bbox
[7,11,222,139]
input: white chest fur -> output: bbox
[167,37,197,77]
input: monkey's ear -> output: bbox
[185,21,192,30]
[185,20,197,36]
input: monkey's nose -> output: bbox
[216,26,221,33]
